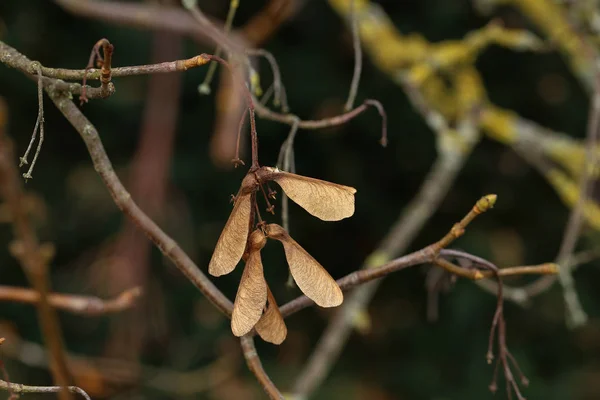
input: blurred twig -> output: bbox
[344,0,362,111]
[198,0,240,95]
[0,326,241,397]
[0,97,73,399]
[553,72,600,328]
[53,0,243,51]
[0,286,142,316]
[103,29,183,360]
[291,92,478,398]
[0,379,91,400]
[240,0,299,45]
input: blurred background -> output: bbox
[1,0,600,399]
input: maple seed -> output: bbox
[255,287,287,344]
[260,167,356,221]
[266,223,343,307]
[231,230,268,337]
[208,174,259,277]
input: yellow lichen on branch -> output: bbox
[328,0,600,231]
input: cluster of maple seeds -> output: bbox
[208,166,356,344]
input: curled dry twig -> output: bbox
[439,249,530,399]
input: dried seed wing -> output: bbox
[269,170,356,221]
[231,250,267,337]
[208,193,252,276]
[256,287,287,345]
[267,224,343,307]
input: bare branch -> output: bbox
[198,0,240,95]
[0,285,142,316]
[344,0,362,111]
[0,379,91,400]
[554,72,600,328]
[240,335,284,400]
[0,90,73,399]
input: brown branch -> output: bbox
[53,0,243,50]
[0,325,241,397]
[45,89,235,316]
[0,379,90,400]
[104,29,183,360]
[182,0,246,54]
[247,48,289,111]
[255,98,387,146]
[240,335,283,400]
[0,96,73,399]
[255,97,384,129]
[0,285,142,316]
[344,0,362,111]
[42,54,209,81]
[80,38,113,103]
[240,0,299,46]
[436,249,531,399]
[198,0,240,95]
[291,144,471,396]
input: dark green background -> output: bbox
[1,1,599,399]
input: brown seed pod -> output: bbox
[255,286,287,345]
[231,229,268,337]
[208,173,258,277]
[259,167,356,221]
[266,224,343,307]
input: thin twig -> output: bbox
[345,0,362,111]
[0,93,73,399]
[240,335,284,400]
[255,98,387,145]
[291,148,468,397]
[276,118,300,287]
[20,63,44,180]
[439,249,529,399]
[0,326,241,397]
[276,118,300,233]
[43,89,235,317]
[80,38,113,104]
[12,54,210,82]
[0,379,90,400]
[553,72,600,328]
[182,0,245,54]
[0,285,142,316]
[198,0,240,95]
[247,48,289,111]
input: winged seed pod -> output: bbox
[231,229,268,337]
[266,224,343,308]
[258,167,356,221]
[210,167,353,343]
[208,173,258,277]
[255,287,287,344]
[208,167,356,278]
[229,225,343,342]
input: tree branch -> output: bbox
[0,285,142,316]
[240,335,283,400]
[0,92,73,399]
[0,379,90,400]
